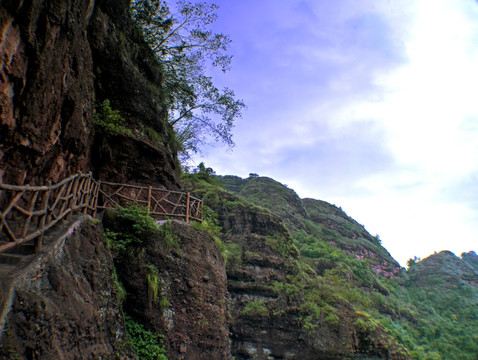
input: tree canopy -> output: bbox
[131,0,245,159]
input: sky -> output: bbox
[184,0,478,266]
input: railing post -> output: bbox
[92,180,101,217]
[198,200,203,221]
[147,186,152,211]
[186,192,190,223]
[81,175,88,214]
[35,181,51,253]
[82,173,94,214]
[66,174,79,220]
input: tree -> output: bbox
[131,0,245,159]
[407,256,420,268]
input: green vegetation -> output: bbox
[397,252,478,359]
[104,205,179,252]
[125,315,168,360]
[112,266,127,303]
[94,99,133,136]
[143,264,160,304]
[186,169,478,359]
[157,219,180,250]
[265,235,299,258]
[103,205,173,359]
[104,206,153,252]
[240,301,269,318]
[131,1,245,159]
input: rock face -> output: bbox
[220,176,401,278]
[0,0,179,188]
[93,132,180,189]
[88,0,180,188]
[462,250,478,276]
[0,216,131,359]
[187,183,407,360]
[302,198,401,278]
[103,215,231,360]
[0,0,95,185]
[408,250,478,287]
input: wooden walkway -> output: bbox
[0,173,202,254]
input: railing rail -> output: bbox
[97,181,202,222]
[0,173,202,253]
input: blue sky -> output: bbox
[182,0,478,266]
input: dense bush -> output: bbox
[125,315,168,360]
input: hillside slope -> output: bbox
[205,173,477,359]
[186,174,412,359]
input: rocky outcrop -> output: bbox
[220,177,401,278]
[194,185,408,360]
[88,0,180,189]
[103,215,231,360]
[0,0,96,185]
[0,0,179,188]
[302,198,401,277]
[93,132,180,189]
[0,215,131,359]
[408,250,478,287]
[462,250,478,276]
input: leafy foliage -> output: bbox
[131,1,245,158]
[105,206,180,252]
[125,315,168,360]
[105,205,160,252]
[94,99,133,136]
[240,301,269,318]
[112,266,127,303]
[157,219,180,249]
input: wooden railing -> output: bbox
[0,173,202,253]
[97,181,202,222]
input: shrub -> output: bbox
[143,126,163,145]
[240,301,269,318]
[94,99,132,136]
[157,220,179,249]
[354,312,378,333]
[225,243,242,267]
[118,205,159,234]
[325,313,340,326]
[113,266,127,303]
[125,315,168,360]
[105,205,160,252]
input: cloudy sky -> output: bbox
[186,0,478,266]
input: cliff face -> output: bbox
[0,0,95,184]
[103,214,231,360]
[404,251,478,358]
[186,177,409,360]
[408,250,478,287]
[0,0,179,188]
[2,1,478,359]
[220,176,401,278]
[0,216,131,359]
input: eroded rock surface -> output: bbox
[104,216,231,360]
[0,0,95,185]
[0,0,179,188]
[0,216,130,359]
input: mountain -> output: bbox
[187,172,478,359]
[1,1,477,359]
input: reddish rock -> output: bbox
[109,220,232,360]
[0,0,179,189]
